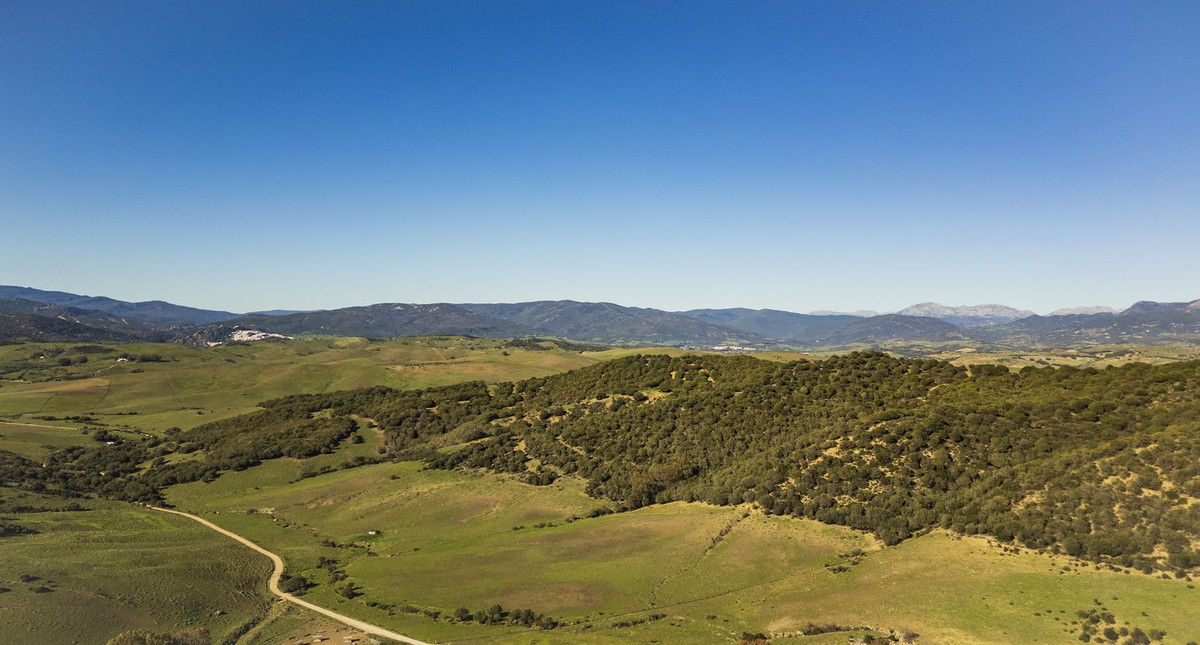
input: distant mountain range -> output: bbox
[0,285,237,326]
[2,285,1198,349]
[1048,306,1117,316]
[681,308,861,342]
[971,300,1200,347]
[807,309,880,317]
[0,311,145,344]
[460,301,749,345]
[0,298,159,343]
[232,303,519,339]
[895,302,1033,327]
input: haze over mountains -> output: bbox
[895,302,1033,327]
[1049,306,1118,316]
[2,285,1199,349]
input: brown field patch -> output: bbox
[11,377,110,399]
[494,582,604,613]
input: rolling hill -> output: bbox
[0,298,167,340]
[460,301,757,345]
[678,307,861,342]
[0,285,238,326]
[804,313,962,345]
[26,351,1199,575]
[227,303,523,339]
[972,298,1200,347]
[895,302,1033,327]
[0,312,144,343]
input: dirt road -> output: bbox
[150,506,432,645]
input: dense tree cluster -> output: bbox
[452,604,559,629]
[276,573,311,594]
[3,351,1199,573]
[294,352,1200,570]
[0,400,356,503]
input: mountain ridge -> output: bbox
[4,285,1199,350]
[896,302,1034,327]
[0,285,239,326]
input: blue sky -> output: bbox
[2,1,1197,314]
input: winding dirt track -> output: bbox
[150,506,431,645]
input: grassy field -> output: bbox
[164,450,1200,644]
[0,421,99,459]
[0,337,602,433]
[5,338,1200,643]
[0,489,272,644]
[0,337,611,644]
[240,602,379,645]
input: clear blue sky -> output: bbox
[3,1,1198,314]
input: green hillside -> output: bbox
[150,352,1200,573]
[162,456,1199,644]
[11,352,1200,570]
[4,344,1200,643]
[0,337,599,432]
[0,489,271,644]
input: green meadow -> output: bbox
[2,337,1199,643]
[0,421,100,459]
[0,337,599,432]
[0,489,271,644]
[165,452,1200,644]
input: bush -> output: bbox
[277,573,309,594]
[106,628,210,645]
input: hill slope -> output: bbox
[805,313,962,345]
[896,302,1033,327]
[25,352,1198,575]
[0,312,145,343]
[0,285,238,326]
[974,298,1200,347]
[336,353,1200,571]
[678,307,860,342]
[461,301,757,344]
[228,303,522,339]
[0,297,167,339]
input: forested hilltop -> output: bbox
[291,354,1200,570]
[5,353,1199,575]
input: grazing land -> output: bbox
[0,337,604,643]
[2,339,1200,643]
[162,456,1200,644]
[0,489,271,644]
[0,421,100,459]
[0,337,600,432]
